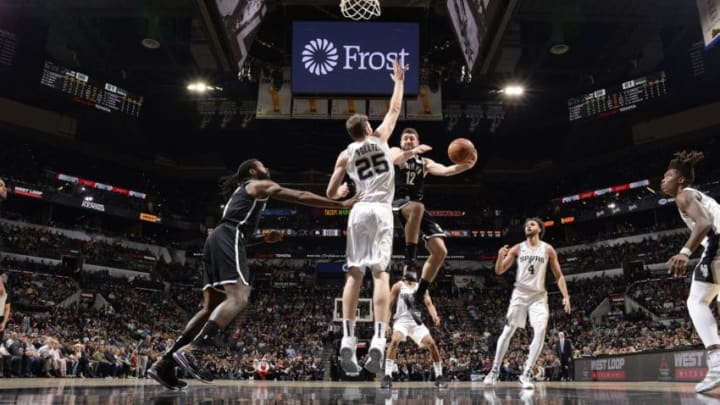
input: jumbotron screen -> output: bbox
[568,71,668,122]
[40,60,143,117]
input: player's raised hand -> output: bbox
[432,314,441,326]
[337,182,350,198]
[498,244,510,258]
[390,58,407,82]
[413,144,432,155]
[464,148,478,167]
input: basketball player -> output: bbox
[326,59,406,376]
[149,159,358,389]
[0,276,10,342]
[381,270,448,389]
[390,129,476,319]
[483,218,571,389]
[662,151,720,393]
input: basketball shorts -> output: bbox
[505,289,549,329]
[695,234,720,284]
[346,202,393,272]
[392,197,446,241]
[202,222,250,292]
[393,317,430,347]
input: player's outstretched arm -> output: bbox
[548,246,571,314]
[374,59,407,144]
[667,189,712,277]
[327,151,350,199]
[387,282,401,326]
[248,179,357,209]
[390,145,432,165]
[495,244,519,275]
[424,149,477,177]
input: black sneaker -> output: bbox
[380,374,392,389]
[172,346,214,384]
[148,358,187,390]
[435,374,450,389]
[401,294,423,325]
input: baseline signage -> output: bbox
[574,349,707,382]
[292,22,419,95]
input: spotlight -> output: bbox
[502,85,525,96]
[187,82,222,93]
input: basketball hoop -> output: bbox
[340,0,381,21]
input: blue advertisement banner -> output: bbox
[292,21,419,95]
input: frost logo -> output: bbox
[302,38,338,76]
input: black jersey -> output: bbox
[220,180,267,240]
[395,155,425,201]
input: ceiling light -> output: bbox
[502,85,524,96]
[550,44,569,55]
[141,38,161,50]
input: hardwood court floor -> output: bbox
[0,379,719,404]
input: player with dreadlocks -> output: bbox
[662,150,720,393]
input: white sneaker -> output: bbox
[483,368,499,385]
[696,350,720,393]
[364,337,386,375]
[519,370,534,390]
[339,336,360,376]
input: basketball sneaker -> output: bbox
[339,336,360,376]
[483,368,499,385]
[147,358,187,390]
[435,374,450,389]
[697,349,720,393]
[380,374,392,389]
[364,337,386,375]
[519,370,534,390]
[173,345,214,384]
[401,294,423,325]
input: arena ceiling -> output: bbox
[0,0,715,187]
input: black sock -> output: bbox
[191,320,221,348]
[405,244,417,265]
[415,278,431,298]
[163,334,193,360]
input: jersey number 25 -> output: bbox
[356,153,390,180]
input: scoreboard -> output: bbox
[568,71,667,122]
[40,60,143,117]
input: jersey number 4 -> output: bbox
[528,264,535,275]
[356,153,390,180]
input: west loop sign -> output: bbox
[292,22,419,95]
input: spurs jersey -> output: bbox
[679,187,720,252]
[394,281,420,321]
[514,241,549,293]
[220,180,267,240]
[395,155,425,201]
[345,137,394,204]
[0,282,6,317]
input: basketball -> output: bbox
[448,138,476,164]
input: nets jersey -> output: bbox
[679,187,720,252]
[514,241,549,293]
[220,180,267,239]
[395,155,425,201]
[394,281,419,321]
[345,137,394,204]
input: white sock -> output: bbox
[687,281,720,347]
[524,326,546,375]
[492,324,518,370]
[343,319,356,338]
[433,362,442,377]
[374,321,387,339]
[385,359,395,376]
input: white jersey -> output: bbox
[0,289,6,317]
[514,241,549,294]
[345,137,394,204]
[679,187,720,251]
[394,281,418,321]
